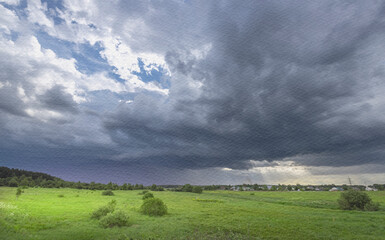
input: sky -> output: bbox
[1,0,385,185]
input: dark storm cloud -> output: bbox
[102,0,385,170]
[38,85,79,114]
[0,54,29,117]
[2,0,385,185]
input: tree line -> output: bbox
[0,166,164,191]
[1,166,384,191]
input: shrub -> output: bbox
[142,192,154,200]
[365,201,380,211]
[138,190,148,195]
[338,190,379,211]
[182,184,193,192]
[140,198,167,216]
[91,200,116,219]
[102,190,114,196]
[99,210,130,228]
[16,188,22,199]
[192,186,203,194]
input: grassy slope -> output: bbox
[0,187,384,240]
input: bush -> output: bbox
[138,190,148,195]
[365,201,380,211]
[140,198,167,216]
[182,184,193,192]
[99,210,130,228]
[338,190,379,211]
[16,187,23,199]
[102,190,114,196]
[91,200,116,219]
[142,192,154,200]
[192,186,203,194]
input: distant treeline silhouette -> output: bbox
[0,166,163,190]
[1,166,384,191]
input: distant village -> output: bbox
[205,184,383,192]
[2,166,384,192]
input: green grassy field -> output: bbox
[1,187,384,240]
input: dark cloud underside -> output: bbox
[1,0,385,184]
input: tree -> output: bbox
[182,184,193,192]
[90,181,96,190]
[9,177,18,187]
[192,186,203,194]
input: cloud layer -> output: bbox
[1,0,385,184]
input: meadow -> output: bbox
[0,187,384,240]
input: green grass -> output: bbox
[1,187,384,239]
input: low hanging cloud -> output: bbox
[0,0,385,184]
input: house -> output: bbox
[365,186,378,191]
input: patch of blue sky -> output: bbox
[36,31,114,75]
[1,30,19,42]
[108,70,126,84]
[35,29,168,88]
[36,30,75,59]
[41,0,65,25]
[133,58,170,89]
[41,0,65,11]
[0,0,28,17]
[72,41,112,75]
